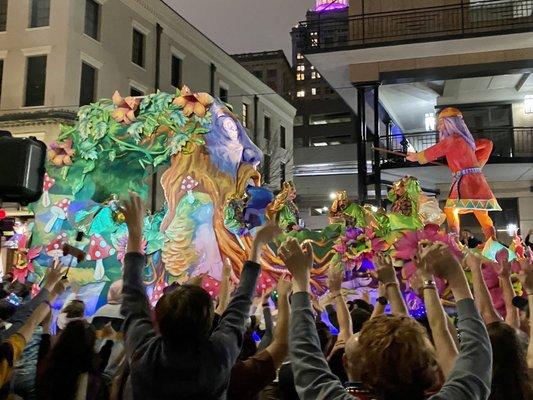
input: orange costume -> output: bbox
[409,108,500,239]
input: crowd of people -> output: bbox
[0,191,532,400]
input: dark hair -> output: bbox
[0,300,16,321]
[350,308,371,333]
[315,321,332,354]
[155,284,214,345]
[63,300,85,318]
[38,320,97,400]
[487,321,533,400]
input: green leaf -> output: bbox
[153,153,168,167]
[108,150,116,162]
[82,160,96,174]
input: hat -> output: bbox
[438,107,462,120]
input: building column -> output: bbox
[356,87,367,202]
[372,83,381,205]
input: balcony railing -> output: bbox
[297,0,533,53]
[376,126,533,163]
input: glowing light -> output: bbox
[313,142,328,147]
[506,223,518,236]
[524,95,533,114]
[329,192,337,200]
[424,112,436,131]
[322,206,329,212]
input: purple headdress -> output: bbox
[439,115,476,151]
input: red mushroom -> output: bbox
[86,234,116,280]
[45,233,68,260]
[44,199,70,233]
[41,173,55,207]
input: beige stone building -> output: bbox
[0,0,296,211]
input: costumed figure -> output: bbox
[407,107,500,240]
[265,181,300,232]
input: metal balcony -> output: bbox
[297,0,533,53]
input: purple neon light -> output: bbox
[315,0,348,12]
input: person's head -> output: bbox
[63,300,85,318]
[39,320,96,400]
[350,307,371,334]
[487,321,533,400]
[154,284,214,345]
[107,279,123,305]
[460,229,472,240]
[345,314,440,399]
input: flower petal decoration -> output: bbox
[48,139,75,166]
[111,91,140,124]
[172,85,213,118]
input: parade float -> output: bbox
[12,87,528,316]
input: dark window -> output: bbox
[242,103,249,128]
[263,154,271,184]
[171,55,181,87]
[264,116,271,141]
[0,59,3,101]
[79,62,97,106]
[280,162,286,186]
[267,69,277,78]
[84,0,100,40]
[29,0,50,28]
[130,87,143,97]
[24,55,47,107]
[253,70,263,80]
[219,87,228,103]
[280,125,286,148]
[0,0,7,31]
[132,29,145,67]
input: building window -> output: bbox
[280,125,286,149]
[297,53,303,60]
[132,28,145,67]
[311,71,318,79]
[79,62,97,106]
[0,59,3,101]
[130,87,143,97]
[296,73,305,81]
[264,116,271,141]
[280,162,286,186]
[309,112,351,125]
[29,0,50,28]
[0,0,7,31]
[267,69,277,79]
[219,86,228,103]
[171,55,182,88]
[253,70,263,80]
[24,55,47,106]
[296,90,305,98]
[263,154,271,184]
[296,64,305,72]
[84,0,100,40]
[242,103,249,128]
[311,88,317,95]
[294,115,303,126]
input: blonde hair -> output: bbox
[348,314,441,399]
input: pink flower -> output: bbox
[333,243,348,254]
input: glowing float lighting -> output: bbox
[315,0,348,12]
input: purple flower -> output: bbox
[345,227,363,240]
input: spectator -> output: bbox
[280,237,492,400]
[37,320,108,400]
[120,192,281,399]
[460,229,482,249]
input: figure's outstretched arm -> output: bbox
[406,136,454,165]
[474,139,493,168]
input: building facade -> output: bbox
[0,0,296,213]
[295,0,533,237]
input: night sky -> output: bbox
[165,0,315,61]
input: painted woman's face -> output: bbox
[222,117,239,140]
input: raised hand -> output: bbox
[495,248,511,278]
[375,252,396,285]
[519,258,533,295]
[122,192,145,253]
[327,266,344,295]
[251,222,282,262]
[462,249,482,271]
[43,259,66,292]
[277,276,292,298]
[278,238,314,293]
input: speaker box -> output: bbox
[0,134,47,205]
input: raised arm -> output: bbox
[120,193,156,360]
[264,277,291,368]
[519,256,533,369]
[421,244,491,400]
[210,223,281,368]
[464,251,501,325]
[280,238,351,400]
[215,258,232,316]
[371,283,387,319]
[257,290,274,351]
[495,248,520,329]
[375,252,408,315]
[415,245,458,377]
[328,266,352,342]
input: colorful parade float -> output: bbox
[13,86,529,317]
